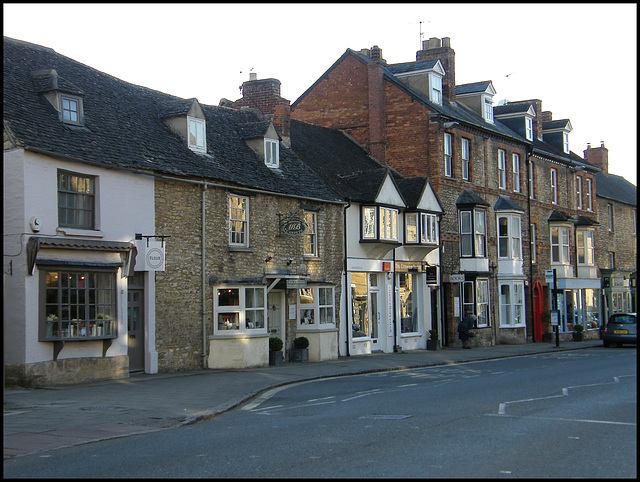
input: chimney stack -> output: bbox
[232,74,291,146]
[583,142,608,174]
[416,37,455,102]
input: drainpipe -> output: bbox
[525,146,534,342]
[393,248,398,352]
[343,201,351,357]
[202,183,208,368]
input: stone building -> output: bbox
[3,37,346,385]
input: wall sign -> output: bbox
[279,213,307,235]
[134,239,166,271]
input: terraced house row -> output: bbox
[3,36,636,386]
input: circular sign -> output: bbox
[146,247,165,269]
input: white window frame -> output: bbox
[60,94,82,125]
[461,138,470,181]
[58,170,96,230]
[577,229,595,266]
[476,279,490,327]
[550,167,558,204]
[484,98,494,123]
[379,207,399,241]
[188,116,206,152]
[499,281,525,327]
[429,73,443,105]
[525,116,533,141]
[575,176,583,210]
[608,203,614,232]
[585,178,593,211]
[563,131,569,154]
[362,206,377,239]
[214,286,267,335]
[265,138,279,168]
[420,213,439,244]
[459,209,486,258]
[303,211,318,257]
[512,153,521,193]
[497,213,522,260]
[298,286,335,327]
[229,195,249,247]
[551,225,570,265]
[530,223,537,264]
[405,212,419,244]
[498,149,506,189]
[444,133,453,177]
[529,161,535,199]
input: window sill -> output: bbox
[228,246,253,253]
[400,332,422,338]
[56,227,104,238]
[210,332,268,339]
[39,335,117,342]
[498,325,526,329]
[296,326,337,333]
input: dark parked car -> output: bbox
[602,313,637,347]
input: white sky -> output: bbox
[4,3,637,184]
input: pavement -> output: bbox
[3,340,603,459]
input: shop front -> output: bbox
[551,277,602,340]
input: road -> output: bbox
[4,348,636,478]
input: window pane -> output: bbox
[406,213,418,243]
[351,273,369,337]
[218,312,239,330]
[218,288,240,306]
[363,207,376,238]
[399,273,418,333]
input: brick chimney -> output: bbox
[367,45,386,163]
[584,141,608,174]
[416,37,455,103]
[232,74,291,146]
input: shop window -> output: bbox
[214,286,266,334]
[58,170,95,230]
[462,279,490,327]
[499,281,525,327]
[299,286,335,327]
[398,273,418,333]
[41,269,117,340]
[351,273,370,338]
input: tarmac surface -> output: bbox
[4,340,604,459]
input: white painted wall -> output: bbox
[3,149,156,368]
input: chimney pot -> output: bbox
[587,143,591,149]
[371,45,382,62]
[442,37,451,48]
[600,141,605,147]
[249,72,257,81]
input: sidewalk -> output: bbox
[4,340,602,459]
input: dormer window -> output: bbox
[265,138,279,168]
[61,95,82,125]
[563,131,569,154]
[188,116,206,152]
[525,116,534,141]
[430,73,443,105]
[484,98,494,123]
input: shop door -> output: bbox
[127,273,145,372]
[370,288,381,350]
[267,291,285,346]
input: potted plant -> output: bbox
[427,329,438,351]
[290,336,309,362]
[268,337,284,365]
[572,323,584,341]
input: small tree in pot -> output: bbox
[290,336,309,362]
[269,337,284,365]
[427,329,438,351]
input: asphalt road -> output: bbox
[4,348,636,478]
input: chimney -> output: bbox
[234,74,291,146]
[416,37,455,102]
[367,48,386,163]
[541,111,553,122]
[583,142,608,174]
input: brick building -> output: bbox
[584,142,637,318]
[292,39,534,347]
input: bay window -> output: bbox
[41,269,117,340]
[551,226,570,264]
[497,214,522,259]
[215,286,266,334]
[362,206,399,242]
[299,286,335,327]
[577,229,595,265]
[405,212,438,245]
[459,209,486,257]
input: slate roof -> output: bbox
[493,103,533,116]
[595,172,637,205]
[455,81,493,95]
[543,119,571,131]
[386,60,439,75]
[293,49,530,146]
[456,190,490,207]
[3,37,342,203]
[494,195,525,212]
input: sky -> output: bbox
[4,3,637,184]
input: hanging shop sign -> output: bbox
[278,213,307,236]
[134,239,166,271]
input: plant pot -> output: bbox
[572,332,584,342]
[269,350,284,366]
[426,339,438,351]
[290,348,309,362]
